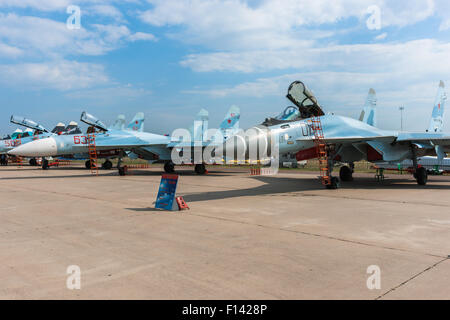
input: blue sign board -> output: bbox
[155,174,179,211]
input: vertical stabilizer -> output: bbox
[359,88,377,127]
[219,105,240,141]
[428,80,446,133]
[111,115,126,130]
[190,109,209,142]
[127,113,145,132]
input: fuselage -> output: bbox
[0,133,53,154]
[9,129,172,161]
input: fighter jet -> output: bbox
[8,114,145,170]
[216,80,450,188]
[0,117,53,166]
[10,106,241,175]
[374,81,448,174]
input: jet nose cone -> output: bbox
[8,137,58,157]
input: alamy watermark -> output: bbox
[366,265,381,290]
[66,5,81,30]
[66,265,81,290]
[366,5,382,30]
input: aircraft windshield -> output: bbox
[275,106,300,121]
[286,81,324,119]
[10,115,49,133]
[80,112,108,132]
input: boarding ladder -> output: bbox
[87,132,98,176]
[311,116,330,185]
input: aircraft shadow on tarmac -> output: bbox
[180,175,450,203]
[0,167,242,180]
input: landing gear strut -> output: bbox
[194,163,206,175]
[164,161,175,174]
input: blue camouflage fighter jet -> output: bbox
[216,80,450,188]
[9,106,241,175]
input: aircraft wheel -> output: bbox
[85,160,93,169]
[102,160,113,170]
[118,167,126,176]
[164,161,175,173]
[415,167,428,185]
[42,159,49,170]
[29,158,38,166]
[326,177,340,189]
[194,164,206,175]
[339,165,353,181]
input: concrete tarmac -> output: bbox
[0,165,449,299]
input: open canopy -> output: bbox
[10,115,49,133]
[80,112,108,132]
[286,81,324,118]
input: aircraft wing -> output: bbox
[319,136,397,144]
[307,132,450,148]
[396,132,450,145]
[94,134,170,151]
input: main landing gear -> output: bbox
[326,176,340,189]
[163,161,207,175]
[0,154,8,166]
[194,163,207,175]
[411,146,428,186]
[414,167,428,185]
[164,161,175,174]
[101,160,113,170]
[42,158,49,170]
[29,158,38,166]
[339,165,353,182]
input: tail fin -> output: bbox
[219,105,240,140]
[428,80,446,133]
[127,112,145,132]
[189,109,209,142]
[111,114,126,130]
[359,88,377,127]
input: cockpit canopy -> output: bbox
[80,112,108,132]
[286,81,324,118]
[275,106,300,121]
[261,81,325,127]
[10,115,49,133]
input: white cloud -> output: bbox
[140,0,437,51]
[374,32,387,40]
[128,32,157,42]
[180,39,450,75]
[66,84,152,100]
[0,60,110,90]
[0,13,157,58]
[0,41,22,57]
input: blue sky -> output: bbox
[1,0,450,135]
